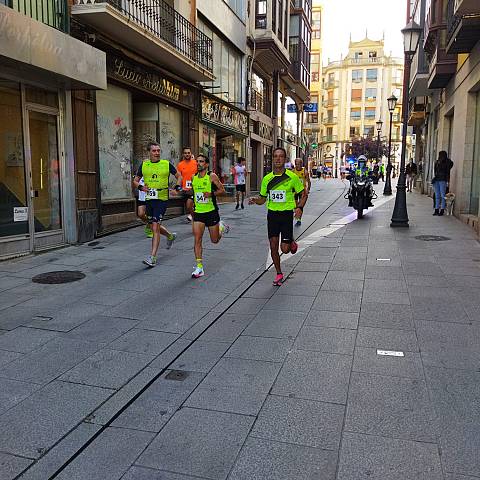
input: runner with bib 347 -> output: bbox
[133,142,180,267]
[249,147,307,286]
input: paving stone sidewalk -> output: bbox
[1,180,480,480]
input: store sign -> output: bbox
[107,56,195,109]
[287,104,297,113]
[13,207,28,222]
[201,96,248,136]
[253,121,273,141]
[303,103,318,113]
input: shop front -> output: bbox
[96,52,198,229]
[0,5,106,258]
[250,120,274,191]
[199,94,249,196]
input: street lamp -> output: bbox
[375,119,383,167]
[391,18,422,228]
[383,95,397,195]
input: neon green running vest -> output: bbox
[192,172,216,213]
[142,160,170,201]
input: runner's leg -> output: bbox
[193,221,206,276]
[208,223,221,243]
[151,222,161,257]
[269,236,282,274]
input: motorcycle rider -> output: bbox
[348,155,374,208]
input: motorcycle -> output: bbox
[345,174,377,219]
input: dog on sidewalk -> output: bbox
[445,192,455,216]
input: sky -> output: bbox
[321,0,407,65]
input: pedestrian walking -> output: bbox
[191,154,229,278]
[231,157,247,210]
[133,142,180,267]
[432,151,453,216]
[406,159,418,192]
[176,147,198,222]
[249,147,307,286]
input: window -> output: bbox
[365,88,377,100]
[312,10,321,39]
[368,51,377,58]
[365,107,376,119]
[326,127,333,137]
[355,51,363,59]
[350,126,359,137]
[311,72,319,82]
[351,108,361,120]
[326,110,334,122]
[256,0,267,28]
[366,68,378,81]
[351,89,362,101]
[307,113,318,123]
[352,70,362,83]
[364,126,374,136]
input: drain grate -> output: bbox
[165,370,188,381]
[415,235,451,242]
[32,270,86,284]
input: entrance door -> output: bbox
[27,110,64,250]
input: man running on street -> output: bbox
[293,158,310,227]
[191,154,229,278]
[176,147,198,222]
[133,142,180,267]
[231,157,247,210]
[249,147,307,286]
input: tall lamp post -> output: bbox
[375,119,383,163]
[391,19,423,227]
[383,95,397,195]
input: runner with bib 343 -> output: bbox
[133,142,180,267]
[249,147,307,286]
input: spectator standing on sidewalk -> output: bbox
[432,151,453,216]
[405,159,418,192]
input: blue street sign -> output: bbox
[303,103,318,113]
[287,104,297,113]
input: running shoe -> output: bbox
[219,221,230,235]
[295,219,302,227]
[191,266,205,278]
[235,204,239,210]
[273,273,284,286]
[241,203,244,209]
[144,225,153,238]
[290,240,298,254]
[166,232,177,250]
[186,214,193,223]
[143,255,157,267]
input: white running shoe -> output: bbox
[166,232,177,249]
[143,255,157,267]
[191,266,205,278]
[186,214,193,222]
[219,221,230,235]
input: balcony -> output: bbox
[424,0,447,54]
[3,0,69,32]
[349,57,381,65]
[325,80,339,89]
[322,135,338,143]
[72,0,214,82]
[446,0,480,54]
[454,0,480,15]
[323,99,339,107]
[322,116,338,125]
[408,96,427,126]
[410,42,429,97]
[428,43,457,89]
[249,90,270,116]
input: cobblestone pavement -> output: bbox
[1,179,480,480]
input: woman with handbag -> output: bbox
[432,151,453,216]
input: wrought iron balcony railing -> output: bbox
[3,0,69,32]
[75,0,213,73]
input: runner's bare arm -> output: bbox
[133,176,143,189]
[173,171,182,190]
[248,195,267,205]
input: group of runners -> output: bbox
[133,142,310,285]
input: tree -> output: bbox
[345,136,388,161]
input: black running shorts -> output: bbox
[267,210,294,243]
[146,200,168,224]
[235,184,246,192]
[193,210,220,228]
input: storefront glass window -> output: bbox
[217,135,245,189]
[96,84,133,201]
[159,103,182,166]
[0,81,28,237]
[133,102,158,174]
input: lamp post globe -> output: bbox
[383,95,397,195]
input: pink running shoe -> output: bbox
[290,240,298,254]
[273,273,284,286]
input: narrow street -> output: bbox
[1,179,479,479]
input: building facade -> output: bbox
[303,0,323,163]
[318,37,404,175]
[0,1,106,259]
[410,0,480,234]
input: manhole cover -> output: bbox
[32,270,86,284]
[165,370,188,381]
[415,235,451,242]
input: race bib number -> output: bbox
[195,192,208,203]
[270,190,286,202]
[146,188,158,199]
[185,180,192,189]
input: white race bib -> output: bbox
[185,180,192,189]
[195,192,208,203]
[146,188,158,199]
[270,190,286,202]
